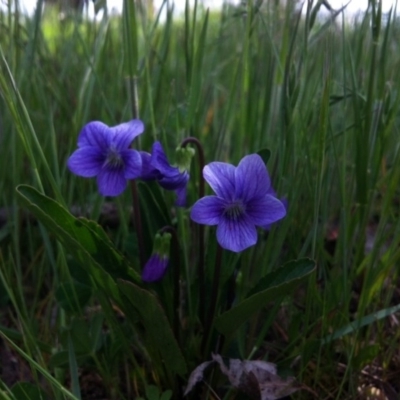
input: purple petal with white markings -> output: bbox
[246,195,286,226]
[216,216,257,252]
[121,149,142,179]
[111,119,144,149]
[235,154,271,201]
[97,169,127,196]
[77,121,111,149]
[67,147,104,177]
[190,196,225,225]
[203,162,236,200]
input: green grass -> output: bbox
[0,0,400,398]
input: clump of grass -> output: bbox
[0,0,399,398]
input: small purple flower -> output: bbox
[141,232,171,282]
[140,141,189,206]
[141,253,169,282]
[68,120,144,196]
[190,154,287,252]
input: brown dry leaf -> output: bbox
[259,376,298,400]
[184,354,299,399]
[183,360,214,396]
[212,353,299,400]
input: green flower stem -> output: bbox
[180,136,206,327]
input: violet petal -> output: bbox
[246,195,286,226]
[235,154,271,201]
[120,149,142,179]
[140,151,160,180]
[262,197,288,230]
[190,196,225,225]
[77,121,111,149]
[216,216,257,252]
[67,147,104,177]
[159,170,189,191]
[203,162,236,200]
[111,119,144,149]
[97,169,127,196]
[151,141,178,176]
[142,254,168,282]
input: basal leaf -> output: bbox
[247,258,315,297]
[215,259,315,336]
[16,185,139,300]
[118,279,187,376]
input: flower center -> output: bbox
[224,201,245,221]
[105,147,124,169]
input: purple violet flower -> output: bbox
[141,253,169,282]
[140,141,190,206]
[67,120,144,196]
[141,232,171,282]
[190,154,287,252]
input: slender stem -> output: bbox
[201,243,223,355]
[180,137,206,326]
[160,226,181,341]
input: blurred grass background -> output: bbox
[0,0,400,398]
